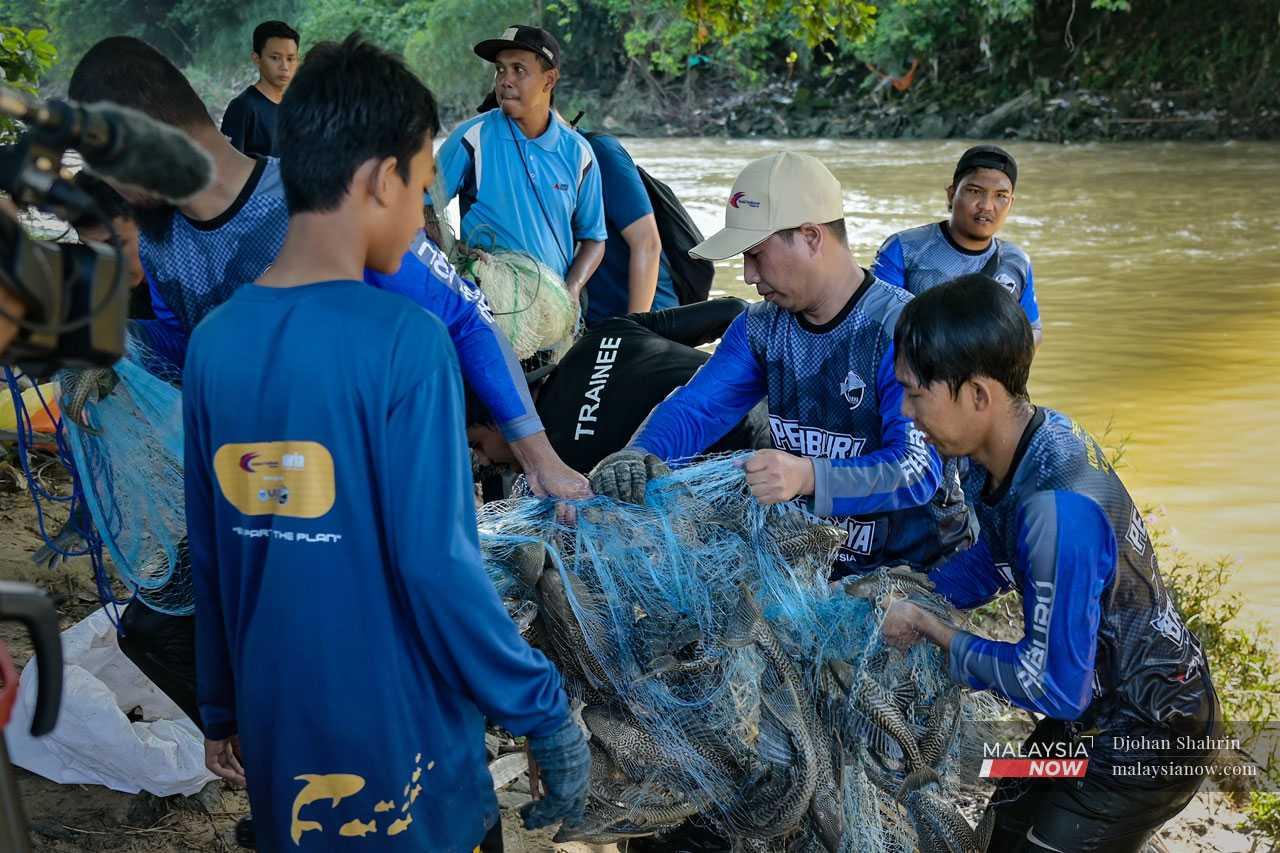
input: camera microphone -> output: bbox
[0,87,213,203]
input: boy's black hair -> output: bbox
[278,34,440,215]
[68,37,211,129]
[253,21,300,55]
[464,383,494,428]
[893,274,1034,401]
[70,172,133,229]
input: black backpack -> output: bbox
[583,132,715,305]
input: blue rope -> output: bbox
[2,366,125,627]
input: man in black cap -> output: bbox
[429,25,606,301]
[872,144,1043,347]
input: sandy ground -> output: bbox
[0,468,1269,852]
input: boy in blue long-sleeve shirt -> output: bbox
[883,275,1216,852]
[184,36,587,851]
[592,152,966,576]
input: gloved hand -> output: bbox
[587,448,670,504]
[519,716,591,831]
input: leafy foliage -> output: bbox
[0,25,56,142]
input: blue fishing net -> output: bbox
[478,455,989,852]
[59,338,190,615]
[2,333,192,617]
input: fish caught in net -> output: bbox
[480,455,995,852]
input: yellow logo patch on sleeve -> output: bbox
[213,441,336,518]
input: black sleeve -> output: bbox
[220,96,250,155]
[628,297,749,347]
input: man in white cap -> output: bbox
[589,153,965,576]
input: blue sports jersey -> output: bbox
[634,273,952,572]
[930,408,1215,761]
[184,280,568,852]
[872,222,1041,331]
[583,134,677,326]
[432,109,607,278]
[135,157,541,441]
[364,233,542,442]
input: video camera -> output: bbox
[0,85,213,373]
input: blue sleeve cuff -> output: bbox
[500,415,545,443]
[812,456,833,517]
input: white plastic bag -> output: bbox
[5,606,215,796]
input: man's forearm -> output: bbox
[509,430,560,470]
[565,240,605,299]
[626,242,661,313]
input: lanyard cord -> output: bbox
[505,113,572,273]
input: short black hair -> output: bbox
[278,34,440,215]
[69,37,211,129]
[253,21,299,55]
[893,274,1034,401]
[465,382,494,428]
[778,218,848,247]
[70,172,133,229]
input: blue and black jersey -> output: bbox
[872,222,1041,333]
[135,158,543,441]
[931,408,1215,761]
[634,272,959,573]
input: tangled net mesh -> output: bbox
[480,455,1000,852]
[58,335,191,615]
[429,178,579,361]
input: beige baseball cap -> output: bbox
[689,152,845,261]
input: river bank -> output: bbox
[569,75,1280,144]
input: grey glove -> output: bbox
[587,448,670,505]
[520,717,590,830]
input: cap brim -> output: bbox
[474,38,520,61]
[473,38,556,65]
[688,226,775,261]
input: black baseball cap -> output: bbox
[953,145,1017,189]
[474,25,560,68]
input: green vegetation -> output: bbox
[1,0,1273,136]
[0,24,56,142]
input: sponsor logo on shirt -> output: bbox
[1125,505,1149,555]
[214,441,336,519]
[729,192,761,209]
[1015,580,1053,699]
[1151,594,1187,649]
[768,415,865,459]
[994,271,1019,295]
[552,182,570,192]
[839,370,866,410]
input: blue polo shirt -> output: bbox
[432,108,607,279]
[583,134,677,327]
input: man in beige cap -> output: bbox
[589,152,967,576]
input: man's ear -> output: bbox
[367,156,401,207]
[545,67,560,94]
[802,222,824,256]
[969,377,993,412]
[945,183,956,212]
